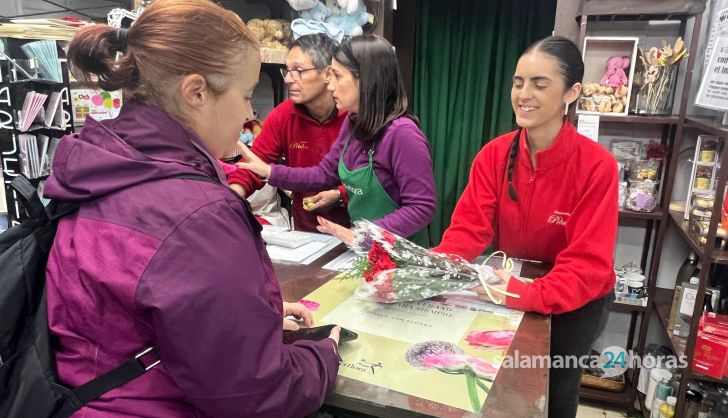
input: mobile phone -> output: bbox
[283,324,358,345]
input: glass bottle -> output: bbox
[676,252,699,286]
[679,277,701,337]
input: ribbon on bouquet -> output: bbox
[472,251,522,305]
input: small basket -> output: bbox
[580,373,625,392]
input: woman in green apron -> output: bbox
[238,35,435,246]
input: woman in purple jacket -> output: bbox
[239,35,436,247]
[43,1,340,417]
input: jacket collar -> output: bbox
[291,101,346,125]
[519,122,580,171]
[103,101,226,182]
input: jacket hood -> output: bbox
[44,101,226,202]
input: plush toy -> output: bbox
[325,0,369,37]
[299,1,331,22]
[287,0,319,11]
[240,119,263,145]
[273,19,294,47]
[246,19,290,50]
[611,96,625,113]
[335,0,359,14]
[247,19,270,42]
[291,18,344,43]
[614,85,627,98]
[598,97,612,113]
[600,56,631,89]
[582,82,599,97]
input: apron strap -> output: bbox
[340,133,376,168]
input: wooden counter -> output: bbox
[275,245,550,418]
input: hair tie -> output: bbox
[112,27,129,52]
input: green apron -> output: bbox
[338,134,430,247]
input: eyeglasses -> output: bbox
[280,67,319,81]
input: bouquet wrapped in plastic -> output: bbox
[345,221,520,303]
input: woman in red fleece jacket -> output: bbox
[434,36,618,418]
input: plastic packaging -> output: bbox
[650,379,672,418]
[658,396,676,418]
[626,178,659,212]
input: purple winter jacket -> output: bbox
[43,102,340,418]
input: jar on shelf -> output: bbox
[690,193,715,222]
[625,179,658,212]
[699,139,718,163]
[689,218,728,248]
[694,166,712,191]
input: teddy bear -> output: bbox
[598,97,613,113]
[299,1,331,22]
[273,19,293,47]
[334,0,360,14]
[600,56,631,90]
[611,96,625,113]
[582,82,599,97]
[247,19,290,50]
[325,0,370,37]
[246,19,270,42]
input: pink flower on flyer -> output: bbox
[466,357,498,379]
[422,353,469,371]
[298,299,320,312]
[465,330,515,349]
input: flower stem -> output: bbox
[475,376,492,395]
[465,369,481,412]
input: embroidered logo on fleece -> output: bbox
[290,142,309,150]
[548,210,570,226]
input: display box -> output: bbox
[692,331,728,380]
[577,37,639,116]
[684,136,722,220]
[700,311,728,339]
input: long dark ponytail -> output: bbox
[506,36,584,202]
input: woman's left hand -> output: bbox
[316,216,354,246]
[282,302,313,331]
[236,143,271,179]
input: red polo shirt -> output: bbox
[228,99,350,232]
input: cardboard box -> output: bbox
[577,37,639,116]
[260,48,288,64]
[700,311,728,338]
[692,331,728,380]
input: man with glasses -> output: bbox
[228,33,350,232]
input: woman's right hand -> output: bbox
[236,143,271,179]
[328,325,341,345]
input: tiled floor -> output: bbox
[577,403,631,418]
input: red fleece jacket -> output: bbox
[227,99,350,232]
[434,123,618,315]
